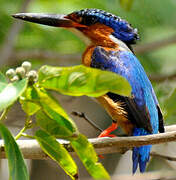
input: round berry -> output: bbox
[22,61,31,72]
[16,67,26,78]
[6,69,16,79]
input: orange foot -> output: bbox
[98,122,118,138]
[98,122,118,158]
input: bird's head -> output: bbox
[13,9,139,48]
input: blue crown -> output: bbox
[71,9,139,44]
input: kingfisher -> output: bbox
[13,9,164,173]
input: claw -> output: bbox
[98,122,118,159]
[98,122,118,138]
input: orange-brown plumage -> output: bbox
[96,95,134,135]
[79,23,118,47]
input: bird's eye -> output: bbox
[76,16,83,23]
[82,16,97,26]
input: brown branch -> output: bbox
[0,125,175,159]
[134,35,176,54]
[6,49,176,83]
[149,73,176,82]
[7,50,81,66]
[72,111,103,132]
[6,50,176,83]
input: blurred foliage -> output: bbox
[120,0,134,11]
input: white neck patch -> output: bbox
[109,34,131,52]
[68,28,91,45]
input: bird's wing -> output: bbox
[91,46,163,133]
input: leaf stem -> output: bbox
[15,126,28,140]
[15,116,34,140]
[0,107,10,121]
[21,133,35,139]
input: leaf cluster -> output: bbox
[0,64,131,180]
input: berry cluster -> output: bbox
[6,61,38,83]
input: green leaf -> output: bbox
[120,0,134,10]
[35,130,78,180]
[0,71,7,84]
[0,123,29,180]
[36,110,75,138]
[0,71,8,93]
[20,86,41,116]
[35,87,78,137]
[71,134,110,179]
[38,65,131,97]
[0,79,28,112]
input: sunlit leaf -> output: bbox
[120,0,134,10]
[0,79,28,112]
[36,110,75,138]
[0,123,29,180]
[71,134,110,179]
[35,87,78,137]
[38,65,131,97]
[20,86,41,116]
[0,71,8,93]
[35,129,78,180]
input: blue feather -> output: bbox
[72,9,139,43]
[91,47,159,173]
[132,128,151,173]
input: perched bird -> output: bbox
[13,9,164,173]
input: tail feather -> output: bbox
[132,128,152,173]
[132,147,139,174]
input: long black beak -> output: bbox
[12,13,85,28]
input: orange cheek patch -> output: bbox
[81,23,118,47]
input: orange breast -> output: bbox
[82,45,95,66]
[96,95,134,135]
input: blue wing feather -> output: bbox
[91,46,163,173]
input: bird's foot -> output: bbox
[98,122,118,159]
[98,122,118,138]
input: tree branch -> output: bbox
[7,50,176,83]
[134,35,176,54]
[7,50,81,66]
[149,73,176,82]
[0,125,175,159]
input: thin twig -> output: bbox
[7,50,81,66]
[0,107,11,121]
[149,73,176,82]
[0,108,9,121]
[0,125,175,159]
[150,152,176,162]
[134,35,176,54]
[72,111,103,132]
[15,126,28,140]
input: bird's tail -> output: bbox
[132,128,152,173]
